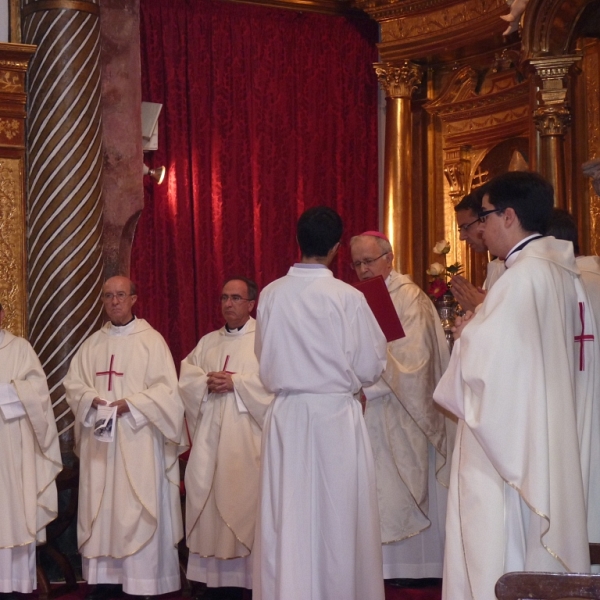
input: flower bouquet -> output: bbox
[426,240,463,300]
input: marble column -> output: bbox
[100,0,143,278]
[530,56,579,209]
[22,0,104,451]
[374,61,422,278]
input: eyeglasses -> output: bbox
[102,292,134,302]
[351,252,389,269]
[478,208,503,223]
[458,217,480,234]
[220,294,252,304]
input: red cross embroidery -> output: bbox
[96,354,124,391]
[574,302,594,371]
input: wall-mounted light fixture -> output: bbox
[143,163,166,185]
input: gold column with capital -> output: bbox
[530,56,579,208]
[375,61,422,277]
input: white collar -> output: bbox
[505,234,543,268]
[107,317,137,337]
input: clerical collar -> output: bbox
[225,323,245,333]
[108,316,136,337]
[293,262,327,269]
[504,234,543,268]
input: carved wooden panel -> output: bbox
[0,43,37,337]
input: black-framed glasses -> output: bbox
[458,217,480,234]
[220,294,252,304]
[478,208,503,223]
[351,251,389,269]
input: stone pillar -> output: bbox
[22,0,104,453]
[530,56,579,208]
[100,0,143,278]
[374,61,422,277]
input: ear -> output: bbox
[130,295,138,308]
[503,207,518,228]
[330,241,341,259]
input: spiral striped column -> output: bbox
[22,0,104,449]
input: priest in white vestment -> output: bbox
[434,172,592,600]
[64,277,186,599]
[253,207,388,600]
[0,303,62,594]
[179,277,274,593]
[452,189,506,311]
[350,231,453,580]
[546,208,600,546]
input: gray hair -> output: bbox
[349,234,393,254]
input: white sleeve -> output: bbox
[122,401,150,430]
[363,377,393,402]
[0,382,26,420]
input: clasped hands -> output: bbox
[452,310,475,340]
[207,371,234,394]
[451,275,486,313]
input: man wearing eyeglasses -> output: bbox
[179,277,273,600]
[434,171,594,600]
[0,303,61,596]
[452,189,506,312]
[64,276,186,600]
[349,231,453,584]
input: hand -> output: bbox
[109,399,131,416]
[451,275,486,313]
[92,397,107,409]
[452,310,475,340]
[207,371,234,394]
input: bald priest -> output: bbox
[64,276,187,599]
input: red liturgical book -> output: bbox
[353,275,405,342]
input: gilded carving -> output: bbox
[443,146,471,205]
[375,61,423,98]
[0,158,25,337]
[445,106,529,135]
[380,0,505,42]
[534,106,571,135]
[0,118,20,140]
[0,70,22,92]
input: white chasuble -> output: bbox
[0,332,62,593]
[253,266,388,600]
[363,270,454,579]
[434,237,592,600]
[179,317,274,589]
[63,319,186,595]
[575,254,600,545]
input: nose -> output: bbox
[458,229,467,241]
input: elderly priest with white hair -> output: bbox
[349,230,453,582]
[64,276,186,600]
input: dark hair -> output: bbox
[223,276,258,301]
[485,171,554,234]
[297,206,343,258]
[0,303,3,312]
[455,186,486,213]
[547,208,580,255]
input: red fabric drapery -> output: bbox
[132,0,380,365]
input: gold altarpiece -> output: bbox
[351,0,600,290]
[0,42,36,337]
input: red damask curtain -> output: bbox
[132,0,380,365]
